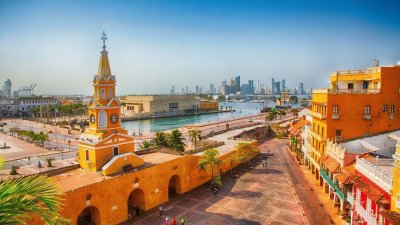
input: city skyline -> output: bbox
[1,0,400,95]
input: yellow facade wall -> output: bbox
[54,141,259,225]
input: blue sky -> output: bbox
[0,0,399,95]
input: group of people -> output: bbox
[159,206,186,225]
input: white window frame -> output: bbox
[98,110,107,128]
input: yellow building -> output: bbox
[78,33,144,174]
[391,143,400,212]
[200,100,219,111]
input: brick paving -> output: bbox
[121,138,308,225]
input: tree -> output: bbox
[167,129,186,152]
[234,142,259,168]
[291,108,299,118]
[277,109,286,120]
[265,108,277,124]
[139,140,153,150]
[197,148,222,186]
[121,101,126,116]
[188,129,202,150]
[0,156,63,224]
[153,131,169,147]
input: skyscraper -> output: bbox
[235,76,240,88]
[282,79,286,92]
[274,81,281,95]
[248,80,254,94]
[271,78,275,95]
[299,83,304,94]
[3,79,11,98]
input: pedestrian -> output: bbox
[172,217,177,225]
[159,206,163,216]
[180,216,185,225]
[164,217,169,225]
[135,206,140,216]
[265,160,268,167]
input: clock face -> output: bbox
[90,114,95,124]
[110,113,118,124]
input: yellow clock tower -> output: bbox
[79,32,143,175]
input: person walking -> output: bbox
[180,216,185,225]
[163,217,169,225]
[159,206,163,216]
[172,217,177,225]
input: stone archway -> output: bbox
[168,175,181,199]
[127,188,145,218]
[77,206,101,225]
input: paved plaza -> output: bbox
[121,138,308,225]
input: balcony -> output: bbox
[355,158,393,193]
[332,114,340,120]
[310,130,327,142]
[390,114,395,120]
[354,200,377,225]
[309,111,326,120]
[320,169,345,200]
[312,88,380,95]
[364,114,372,120]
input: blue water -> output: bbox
[122,101,274,133]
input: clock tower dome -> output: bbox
[79,32,144,174]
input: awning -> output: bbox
[321,156,340,172]
[356,181,389,206]
[335,172,349,184]
[380,210,400,225]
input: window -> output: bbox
[100,88,106,100]
[336,129,341,136]
[321,127,324,137]
[364,105,371,115]
[85,150,89,161]
[113,146,119,156]
[333,105,339,114]
[108,89,113,99]
[390,105,395,115]
[348,83,354,90]
[356,188,361,201]
[382,105,387,112]
[98,110,107,128]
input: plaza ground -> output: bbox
[120,137,338,225]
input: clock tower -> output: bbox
[79,32,143,174]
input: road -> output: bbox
[269,138,335,225]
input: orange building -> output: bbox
[309,66,400,167]
[200,100,219,111]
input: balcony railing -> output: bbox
[309,111,326,119]
[310,130,327,142]
[320,169,345,200]
[364,114,372,120]
[355,158,393,193]
[312,88,380,95]
[332,114,340,120]
[355,200,377,225]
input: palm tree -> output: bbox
[197,148,222,186]
[277,109,286,121]
[139,140,152,150]
[265,108,277,124]
[188,129,202,150]
[291,108,299,118]
[167,129,186,152]
[153,131,169,147]
[121,101,126,116]
[234,142,259,168]
[29,107,39,120]
[0,156,63,224]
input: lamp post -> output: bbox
[68,140,71,151]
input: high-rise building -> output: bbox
[186,86,189,94]
[195,85,200,94]
[170,85,175,95]
[3,79,11,98]
[282,79,286,92]
[209,84,216,94]
[240,84,249,94]
[248,80,254,94]
[235,76,240,91]
[274,81,281,95]
[299,82,304,94]
[271,78,275,95]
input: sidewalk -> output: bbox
[287,149,346,225]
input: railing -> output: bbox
[347,192,354,206]
[332,114,340,120]
[355,200,377,225]
[309,111,326,119]
[320,169,345,200]
[332,68,380,76]
[355,158,393,193]
[312,89,381,95]
[364,114,372,120]
[309,130,326,142]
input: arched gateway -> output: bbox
[127,188,145,218]
[77,206,100,225]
